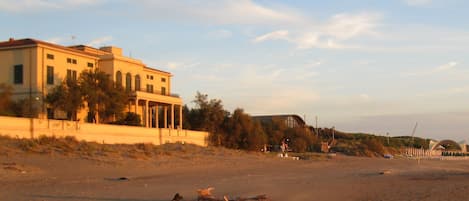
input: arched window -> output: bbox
[115,71,122,87]
[126,73,132,91]
[135,75,141,91]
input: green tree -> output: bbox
[79,69,127,123]
[113,112,141,126]
[182,105,192,129]
[285,127,316,152]
[189,92,228,145]
[259,117,288,146]
[223,108,267,150]
[10,98,40,118]
[0,83,14,115]
[45,79,83,120]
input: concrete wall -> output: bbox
[0,116,208,146]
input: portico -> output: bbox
[130,90,183,129]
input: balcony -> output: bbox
[128,89,182,105]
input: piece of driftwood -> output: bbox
[169,187,271,201]
[196,194,270,201]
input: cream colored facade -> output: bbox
[0,38,183,129]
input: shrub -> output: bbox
[362,138,385,156]
[112,112,141,126]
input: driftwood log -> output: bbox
[171,187,271,201]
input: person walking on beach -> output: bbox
[281,139,288,157]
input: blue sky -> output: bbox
[1,0,468,141]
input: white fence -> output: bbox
[402,147,469,160]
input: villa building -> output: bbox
[0,38,183,129]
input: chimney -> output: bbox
[9,38,14,42]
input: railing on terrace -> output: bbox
[128,89,180,98]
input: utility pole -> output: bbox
[410,122,418,146]
[315,116,319,137]
[332,126,335,141]
[386,132,390,145]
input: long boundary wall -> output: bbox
[0,116,208,146]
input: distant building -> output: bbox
[0,38,182,128]
[252,114,306,128]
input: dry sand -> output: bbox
[1,149,469,201]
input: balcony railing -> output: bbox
[128,89,180,98]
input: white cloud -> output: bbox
[0,0,104,12]
[137,0,302,25]
[359,94,371,102]
[433,61,458,72]
[324,13,380,40]
[404,0,432,6]
[160,61,200,70]
[253,30,290,43]
[252,12,381,49]
[86,36,113,47]
[403,61,459,76]
[306,60,323,68]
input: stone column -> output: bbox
[155,103,159,128]
[179,105,182,129]
[135,99,138,114]
[145,100,149,127]
[164,106,168,128]
[171,104,175,129]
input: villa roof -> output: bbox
[0,38,173,75]
[0,38,98,57]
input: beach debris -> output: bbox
[117,177,130,180]
[379,170,392,175]
[197,187,215,198]
[189,187,270,201]
[383,154,393,159]
[2,162,27,173]
[172,193,184,201]
[104,177,130,181]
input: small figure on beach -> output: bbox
[281,139,288,157]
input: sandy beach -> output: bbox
[1,147,469,201]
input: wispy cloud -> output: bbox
[404,0,432,6]
[253,30,290,43]
[137,0,302,25]
[252,12,381,50]
[86,36,113,47]
[0,0,104,12]
[433,61,458,72]
[403,61,459,77]
[165,61,200,70]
